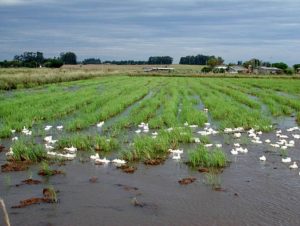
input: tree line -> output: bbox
[1,51,300,74]
[0,52,173,68]
[0,52,77,68]
[179,54,224,66]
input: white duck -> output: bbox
[289,162,298,169]
[259,155,266,161]
[172,153,181,160]
[64,146,77,154]
[231,149,238,155]
[45,144,54,150]
[96,121,105,127]
[112,159,126,165]
[95,157,111,164]
[234,133,241,138]
[44,125,52,131]
[56,125,63,130]
[281,157,291,163]
[265,139,271,143]
[90,153,100,160]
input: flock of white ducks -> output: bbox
[5,117,300,176]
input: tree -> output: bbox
[148,56,173,65]
[60,52,77,65]
[44,58,63,68]
[13,51,44,67]
[82,58,101,64]
[272,62,288,70]
[179,54,223,65]
[243,58,261,68]
[293,64,300,71]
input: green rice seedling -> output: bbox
[223,134,231,145]
[94,136,119,152]
[279,149,288,158]
[204,169,221,190]
[11,139,46,162]
[39,162,53,176]
[0,126,11,138]
[44,186,58,203]
[56,134,93,150]
[200,136,211,145]
[209,149,228,168]
[239,135,250,145]
[188,146,209,168]
[188,146,227,168]
[4,175,11,188]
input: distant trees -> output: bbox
[272,62,288,71]
[243,58,261,68]
[60,52,77,65]
[13,51,44,67]
[44,58,63,68]
[148,56,173,65]
[293,64,300,71]
[82,58,101,65]
[179,54,223,66]
[102,60,147,65]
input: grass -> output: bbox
[10,139,46,162]
[122,127,193,161]
[56,134,118,152]
[188,145,228,168]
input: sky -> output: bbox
[0,0,300,65]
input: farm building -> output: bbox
[228,66,248,74]
[143,67,174,72]
[297,68,300,74]
[256,66,283,74]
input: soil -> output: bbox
[118,165,137,174]
[1,161,29,172]
[12,188,57,208]
[89,176,98,183]
[16,179,42,187]
[38,169,64,176]
[198,167,210,173]
[144,158,165,165]
[0,144,5,152]
[178,177,196,185]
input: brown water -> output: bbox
[1,121,300,226]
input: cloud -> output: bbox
[0,0,299,64]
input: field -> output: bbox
[1,70,300,225]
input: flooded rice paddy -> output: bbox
[1,76,300,226]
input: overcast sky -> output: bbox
[0,0,300,64]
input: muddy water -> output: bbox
[1,124,300,226]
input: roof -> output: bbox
[229,66,247,71]
[259,66,282,71]
[214,65,227,69]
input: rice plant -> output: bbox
[188,146,228,168]
[11,139,46,162]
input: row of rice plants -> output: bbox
[219,80,293,117]
[178,88,207,126]
[65,79,153,131]
[226,80,298,117]
[121,127,193,161]
[189,80,271,131]
[0,77,128,137]
[203,79,261,110]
